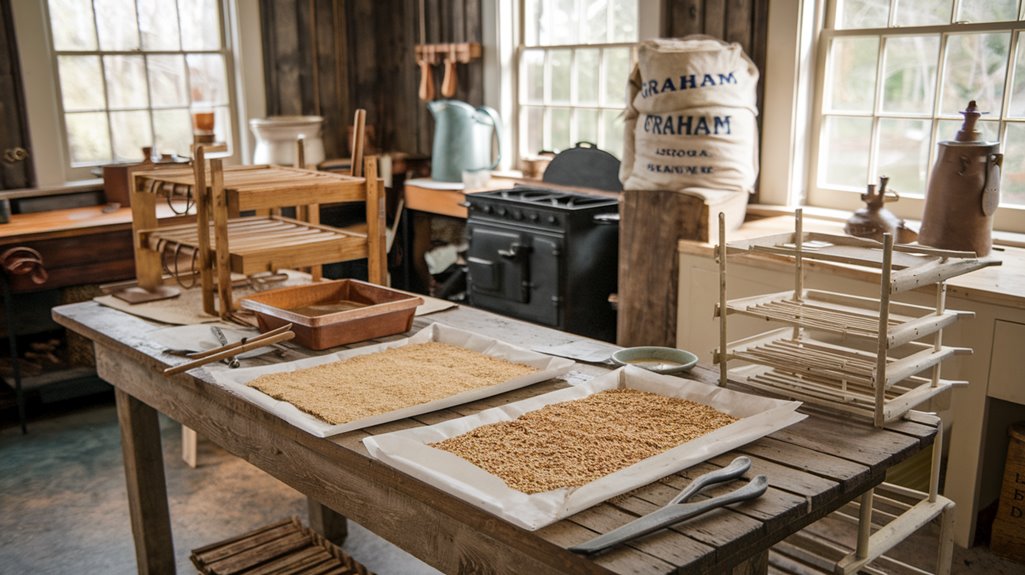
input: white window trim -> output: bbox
[482,0,659,173]
[10,0,266,189]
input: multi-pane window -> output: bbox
[518,0,637,160]
[811,0,1025,231]
[46,0,232,169]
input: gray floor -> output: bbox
[1,399,1023,574]
[0,400,439,575]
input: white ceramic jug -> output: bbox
[249,116,325,167]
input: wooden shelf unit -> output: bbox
[714,211,997,427]
[122,152,385,317]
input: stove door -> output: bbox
[467,227,530,303]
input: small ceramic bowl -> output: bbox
[610,346,699,375]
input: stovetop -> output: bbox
[470,186,618,209]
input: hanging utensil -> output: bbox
[441,44,458,98]
[416,0,434,102]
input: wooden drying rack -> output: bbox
[114,112,385,318]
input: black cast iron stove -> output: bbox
[466,186,619,342]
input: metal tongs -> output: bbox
[569,457,768,555]
[162,323,295,376]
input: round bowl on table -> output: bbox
[610,346,699,375]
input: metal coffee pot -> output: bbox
[844,175,918,243]
[918,100,1002,256]
[428,100,503,183]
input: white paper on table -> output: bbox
[532,340,622,363]
[363,365,806,531]
[148,324,272,359]
[210,323,575,438]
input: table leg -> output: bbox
[115,388,175,574]
[730,550,768,575]
[307,497,348,545]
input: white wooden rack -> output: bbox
[713,211,999,574]
[714,210,998,427]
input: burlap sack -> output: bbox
[632,36,759,114]
[621,35,759,194]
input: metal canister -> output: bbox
[918,100,1002,256]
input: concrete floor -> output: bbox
[0,396,439,575]
[1,395,1023,574]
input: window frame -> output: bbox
[482,0,659,172]
[10,0,265,189]
[803,0,1025,233]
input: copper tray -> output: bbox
[239,280,422,350]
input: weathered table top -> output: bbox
[52,300,937,575]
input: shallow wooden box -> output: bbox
[239,279,422,350]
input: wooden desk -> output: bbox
[52,301,938,574]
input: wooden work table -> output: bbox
[53,299,939,574]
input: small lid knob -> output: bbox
[955,100,985,142]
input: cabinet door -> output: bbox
[989,320,1025,404]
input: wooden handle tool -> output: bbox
[418,59,435,102]
[441,46,458,98]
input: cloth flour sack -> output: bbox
[621,36,760,193]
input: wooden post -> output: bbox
[932,282,947,387]
[115,388,175,574]
[718,212,728,387]
[194,146,215,315]
[210,158,232,316]
[855,488,874,560]
[364,156,387,285]
[792,208,804,340]
[307,498,348,545]
[874,234,894,427]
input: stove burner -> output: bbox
[491,186,615,208]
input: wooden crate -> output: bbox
[991,423,1025,564]
[190,517,373,575]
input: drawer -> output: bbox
[989,319,1025,405]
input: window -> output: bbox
[516,0,639,160]
[809,0,1025,232]
[41,0,234,180]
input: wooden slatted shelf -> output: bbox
[140,216,370,276]
[725,328,971,390]
[724,289,972,349]
[769,482,954,575]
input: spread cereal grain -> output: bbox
[248,342,536,424]
[431,388,737,493]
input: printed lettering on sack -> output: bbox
[642,114,732,136]
[640,72,737,98]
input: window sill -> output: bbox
[0,179,104,201]
[746,203,1025,250]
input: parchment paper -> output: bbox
[363,365,806,530]
[211,323,575,437]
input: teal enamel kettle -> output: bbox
[428,100,503,183]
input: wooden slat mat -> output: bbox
[191,516,373,575]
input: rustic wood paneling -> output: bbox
[0,0,32,189]
[664,0,768,114]
[261,0,484,159]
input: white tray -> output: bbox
[363,366,805,530]
[211,323,575,437]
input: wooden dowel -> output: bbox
[718,211,728,387]
[186,323,294,359]
[164,331,295,376]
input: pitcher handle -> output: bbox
[475,105,504,171]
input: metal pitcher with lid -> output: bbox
[428,100,503,183]
[918,100,1002,256]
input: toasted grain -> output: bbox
[431,388,737,493]
[248,342,536,424]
